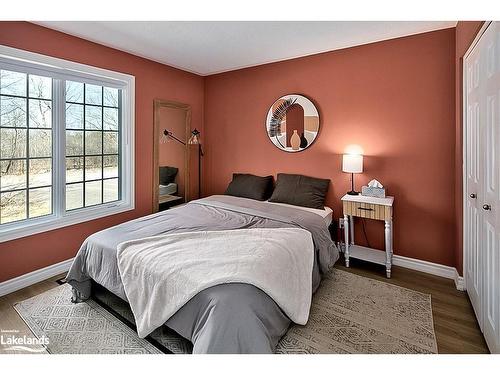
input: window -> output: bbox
[65,81,120,210]
[0,71,53,224]
[0,45,134,242]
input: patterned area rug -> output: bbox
[276,270,438,353]
[14,269,437,354]
[14,286,162,354]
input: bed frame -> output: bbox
[89,281,192,354]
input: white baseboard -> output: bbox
[0,252,467,297]
[454,268,465,291]
[393,254,464,291]
[0,258,73,298]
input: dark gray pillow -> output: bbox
[159,166,178,185]
[224,174,274,201]
[269,173,330,209]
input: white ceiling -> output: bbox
[37,21,456,76]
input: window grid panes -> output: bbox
[0,47,133,242]
[65,81,120,210]
[0,69,53,224]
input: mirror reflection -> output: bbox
[265,94,320,152]
[153,100,190,212]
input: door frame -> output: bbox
[462,21,491,291]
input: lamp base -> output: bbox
[347,190,360,196]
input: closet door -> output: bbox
[481,21,500,354]
[465,29,484,327]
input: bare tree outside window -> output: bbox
[65,81,120,211]
[0,70,52,224]
[0,69,121,225]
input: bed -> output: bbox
[66,194,339,353]
[159,182,178,196]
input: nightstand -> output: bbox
[341,194,394,278]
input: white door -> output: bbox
[481,21,500,354]
[465,26,484,327]
[465,21,500,354]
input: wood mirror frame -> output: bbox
[152,99,192,213]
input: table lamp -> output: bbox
[342,153,363,195]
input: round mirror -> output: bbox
[265,94,320,152]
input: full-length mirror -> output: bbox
[153,100,191,212]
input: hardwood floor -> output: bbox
[0,262,490,354]
[335,256,489,353]
[0,274,65,354]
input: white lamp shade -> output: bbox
[342,154,363,173]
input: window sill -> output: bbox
[0,201,134,243]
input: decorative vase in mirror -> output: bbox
[300,132,308,148]
[265,94,320,152]
[290,130,301,150]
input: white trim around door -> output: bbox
[462,21,491,291]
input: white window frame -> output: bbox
[0,45,135,243]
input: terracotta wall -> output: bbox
[0,22,204,282]
[0,22,482,283]
[454,21,485,275]
[204,29,457,266]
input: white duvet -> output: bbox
[117,228,314,338]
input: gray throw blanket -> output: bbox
[66,195,339,353]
